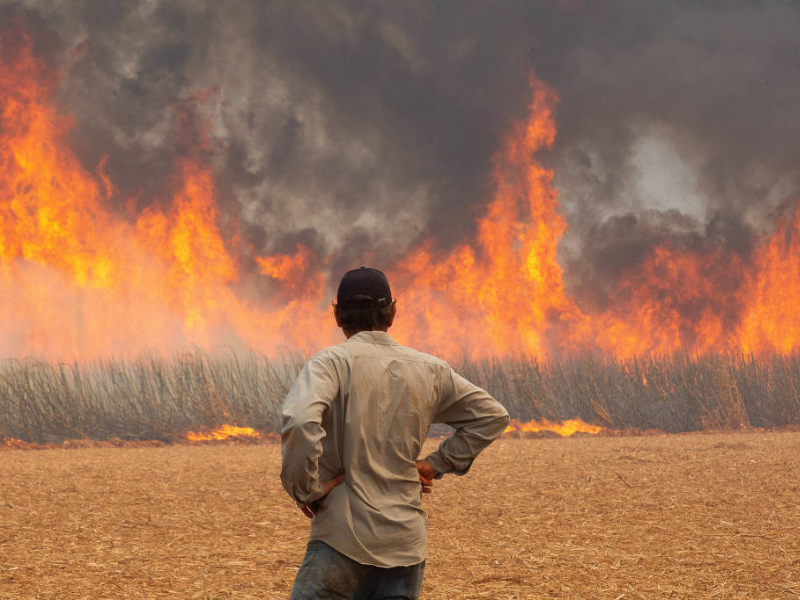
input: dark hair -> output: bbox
[335,295,395,331]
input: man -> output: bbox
[281,267,509,599]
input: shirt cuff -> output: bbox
[295,480,325,508]
[424,451,452,480]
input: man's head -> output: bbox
[334,267,396,336]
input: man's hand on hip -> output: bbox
[416,460,435,494]
[300,475,345,518]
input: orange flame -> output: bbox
[389,75,587,359]
[185,425,261,441]
[0,27,337,360]
[504,418,602,437]
[739,205,800,354]
[588,244,747,358]
[5,24,800,362]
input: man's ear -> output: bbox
[387,302,397,327]
[333,305,343,327]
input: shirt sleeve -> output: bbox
[424,368,510,479]
[280,357,339,507]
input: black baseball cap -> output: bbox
[336,267,393,309]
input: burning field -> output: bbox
[4,4,800,598]
[2,14,800,364]
[2,13,800,442]
[3,433,800,598]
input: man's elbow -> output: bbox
[279,465,296,501]
[463,408,510,442]
[492,410,510,439]
[481,398,510,439]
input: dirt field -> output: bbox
[2,432,800,599]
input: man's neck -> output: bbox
[343,327,389,339]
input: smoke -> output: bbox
[3,0,800,302]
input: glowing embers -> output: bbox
[185,425,261,441]
[504,418,602,437]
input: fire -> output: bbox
[590,244,747,358]
[4,23,800,362]
[0,26,337,360]
[389,75,587,359]
[504,418,602,437]
[185,425,261,441]
[387,73,800,359]
[739,205,800,354]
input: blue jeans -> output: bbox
[289,540,425,599]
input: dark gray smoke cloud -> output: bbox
[4,0,800,302]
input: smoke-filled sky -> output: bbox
[4,0,800,300]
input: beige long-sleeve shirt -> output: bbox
[280,330,509,567]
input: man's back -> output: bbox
[281,330,509,568]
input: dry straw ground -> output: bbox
[2,432,800,599]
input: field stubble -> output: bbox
[2,432,800,598]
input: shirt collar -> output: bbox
[345,331,399,346]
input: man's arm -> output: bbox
[422,369,509,479]
[280,358,341,510]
